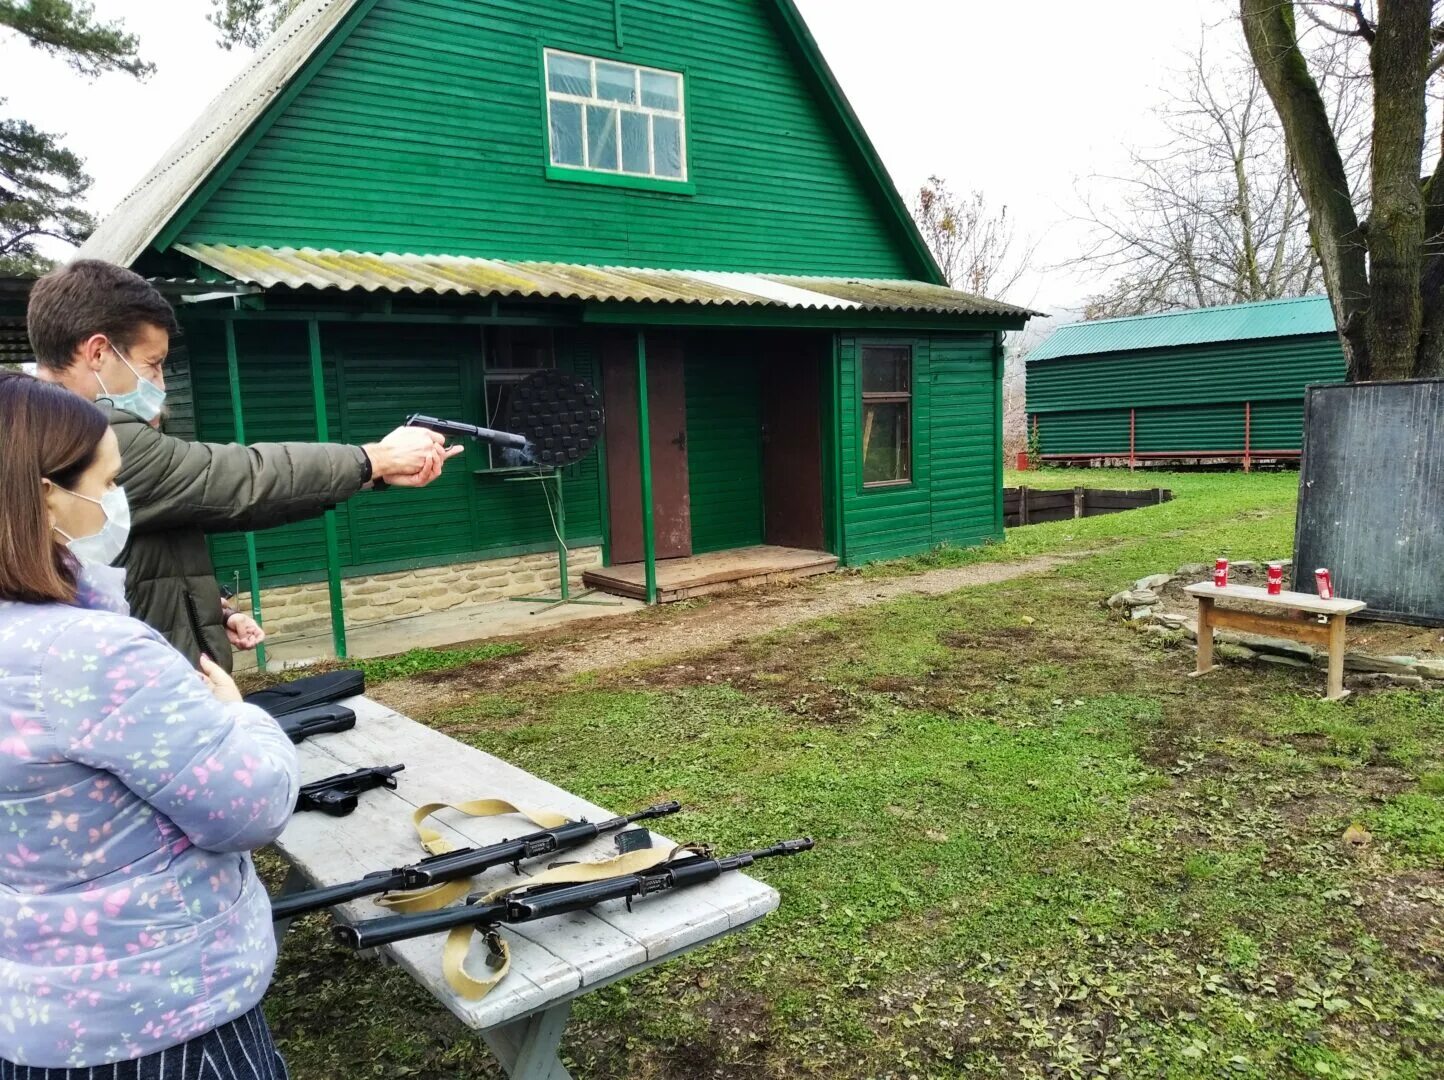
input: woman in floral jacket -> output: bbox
[0,372,299,1077]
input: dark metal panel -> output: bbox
[1294,379,1444,625]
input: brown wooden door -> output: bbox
[762,337,826,551]
[602,335,693,564]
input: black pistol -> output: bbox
[296,764,404,817]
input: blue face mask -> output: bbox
[54,486,132,566]
[96,344,166,422]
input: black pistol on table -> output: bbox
[270,800,683,921]
[296,764,404,817]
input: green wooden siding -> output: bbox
[178,0,921,280]
[162,346,197,441]
[837,333,1000,565]
[684,340,763,554]
[1030,399,1310,456]
[190,318,602,588]
[928,335,1001,548]
[1026,332,1345,457]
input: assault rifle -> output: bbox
[334,838,815,950]
[270,799,683,921]
[296,764,404,817]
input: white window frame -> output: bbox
[482,328,556,472]
[545,49,688,182]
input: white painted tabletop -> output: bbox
[1183,581,1366,615]
[274,696,779,1032]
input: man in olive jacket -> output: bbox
[29,260,461,671]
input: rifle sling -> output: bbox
[439,845,690,1001]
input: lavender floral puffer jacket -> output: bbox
[0,565,299,1069]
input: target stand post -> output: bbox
[504,471,623,612]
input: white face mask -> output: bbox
[96,344,166,422]
[53,486,132,567]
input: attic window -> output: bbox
[546,50,687,183]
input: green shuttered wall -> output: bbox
[191,319,602,587]
[179,0,920,279]
[838,334,1001,565]
[1027,333,1345,455]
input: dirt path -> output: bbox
[375,554,1074,717]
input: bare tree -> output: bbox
[1241,0,1444,380]
[1070,40,1366,319]
[912,177,1036,300]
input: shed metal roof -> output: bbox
[77,0,354,266]
[1027,296,1336,362]
[176,244,1038,319]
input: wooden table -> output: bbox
[1183,582,1367,701]
[272,696,780,1079]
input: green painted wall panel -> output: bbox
[928,334,1001,547]
[685,339,764,555]
[1026,334,1346,414]
[1026,330,1343,457]
[180,0,921,279]
[191,319,603,588]
[1030,399,1308,456]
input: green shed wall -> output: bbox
[189,319,603,588]
[684,340,764,555]
[177,0,922,279]
[838,333,1001,565]
[1026,333,1345,456]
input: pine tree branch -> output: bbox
[0,0,151,78]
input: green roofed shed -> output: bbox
[1025,297,1345,469]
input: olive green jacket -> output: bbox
[109,406,369,671]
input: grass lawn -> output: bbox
[262,469,1443,1079]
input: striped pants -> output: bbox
[0,1008,288,1080]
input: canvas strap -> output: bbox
[440,845,702,1001]
[372,799,576,915]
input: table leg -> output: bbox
[1192,597,1215,676]
[1326,614,1350,701]
[482,1002,574,1080]
[272,865,310,940]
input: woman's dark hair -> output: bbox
[0,372,109,603]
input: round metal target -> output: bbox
[499,369,604,468]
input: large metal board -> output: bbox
[1293,378,1444,626]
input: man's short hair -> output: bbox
[27,260,181,371]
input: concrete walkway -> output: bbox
[233,592,643,671]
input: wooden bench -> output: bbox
[1183,582,1367,701]
[272,696,780,1079]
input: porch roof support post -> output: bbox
[307,317,348,657]
[636,330,658,605]
[225,315,268,673]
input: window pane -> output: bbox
[862,402,911,485]
[550,101,584,167]
[621,112,650,174]
[587,105,619,170]
[548,54,591,96]
[641,71,680,111]
[595,62,636,104]
[653,114,683,178]
[862,346,912,393]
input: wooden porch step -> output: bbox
[584,545,839,603]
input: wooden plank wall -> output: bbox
[1004,486,1172,528]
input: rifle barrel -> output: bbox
[335,899,508,950]
[271,871,406,921]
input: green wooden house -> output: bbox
[1026,297,1345,469]
[80,0,1033,656]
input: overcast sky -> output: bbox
[2,0,1238,315]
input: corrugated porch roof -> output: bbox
[176,244,1037,319]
